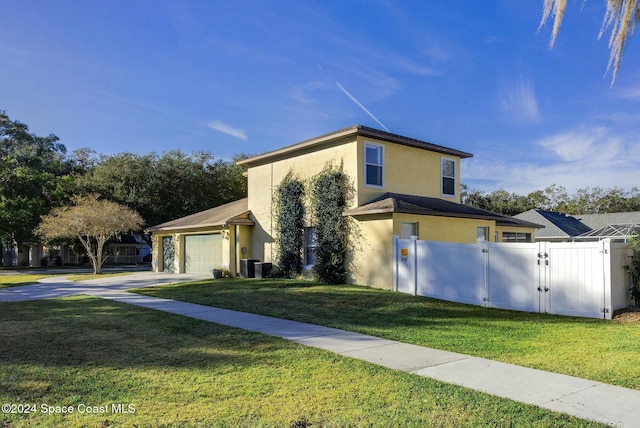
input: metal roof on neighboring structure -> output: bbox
[577,212,640,230]
[343,193,542,228]
[577,224,640,239]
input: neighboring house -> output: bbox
[577,212,640,230]
[148,125,540,288]
[106,234,151,264]
[514,209,640,242]
[515,209,640,242]
[57,234,151,266]
[514,209,591,242]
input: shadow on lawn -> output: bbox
[140,278,597,331]
[0,297,287,372]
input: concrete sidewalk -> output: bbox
[2,274,638,426]
[87,289,638,427]
[0,271,210,302]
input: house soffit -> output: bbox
[343,193,542,229]
[237,125,473,168]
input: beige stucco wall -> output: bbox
[349,215,394,289]
[351,214,497,289]
[246,137,359,263]
[393,214,494,244]
[246,136,465,265]
[356,137,462,206]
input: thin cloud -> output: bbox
[206,121,248,141]
[537,128,606,162]
[336,82,390,132]
[464,126,638,194]
[499,76,540,123]
[616,83,640,99]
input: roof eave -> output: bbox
[237,125,473,167]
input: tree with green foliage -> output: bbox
[77,151,248,241]
[310,164,354,284]
[462,183,640,215]
[35,194,143,274]
[0,111,72,251]
[273,171,305,277]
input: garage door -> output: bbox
[184,234,222,274]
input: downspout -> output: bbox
[270,162,274,261]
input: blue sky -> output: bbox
[2,0,640,194]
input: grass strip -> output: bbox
[135,278,640,390]
[0,272,132,288]
[0,296,605,427]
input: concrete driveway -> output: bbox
[0,271,211,302]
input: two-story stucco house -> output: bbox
[147,125,540,288]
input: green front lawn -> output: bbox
[0,274,59,288]
[0,272,132,288]
[136,278,640,390]
[0,297,603,427]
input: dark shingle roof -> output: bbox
[145,198,253,232]
[514,209,591,238]
[343,193,542,228]
[536,210,592,236]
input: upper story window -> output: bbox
[364,142,384,188]
[441,157,456,197]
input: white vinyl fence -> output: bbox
[393,236,631,319]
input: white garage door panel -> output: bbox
[184,234,222,274]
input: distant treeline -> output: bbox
[461,184,640,217]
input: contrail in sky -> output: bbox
[336,82,390,132]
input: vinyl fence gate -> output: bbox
[393,237,630,320]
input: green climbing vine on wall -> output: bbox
[624,232,640,307]
[273,171,305,277]
[309,163,354,284]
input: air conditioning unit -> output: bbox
[240,259,260,278]
[255,262,272,279]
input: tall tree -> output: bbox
[35,194,143,274]
[540,0,640,82]
[0,111,71,248]
[77,150,248,238]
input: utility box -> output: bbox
[240,258,260,278]
[255,262,272,279]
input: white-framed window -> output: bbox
[401,222,419,239]
[476,227,488,241]
[441,157,456,197]
[502,232,532,243]
[364,142,384,188]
